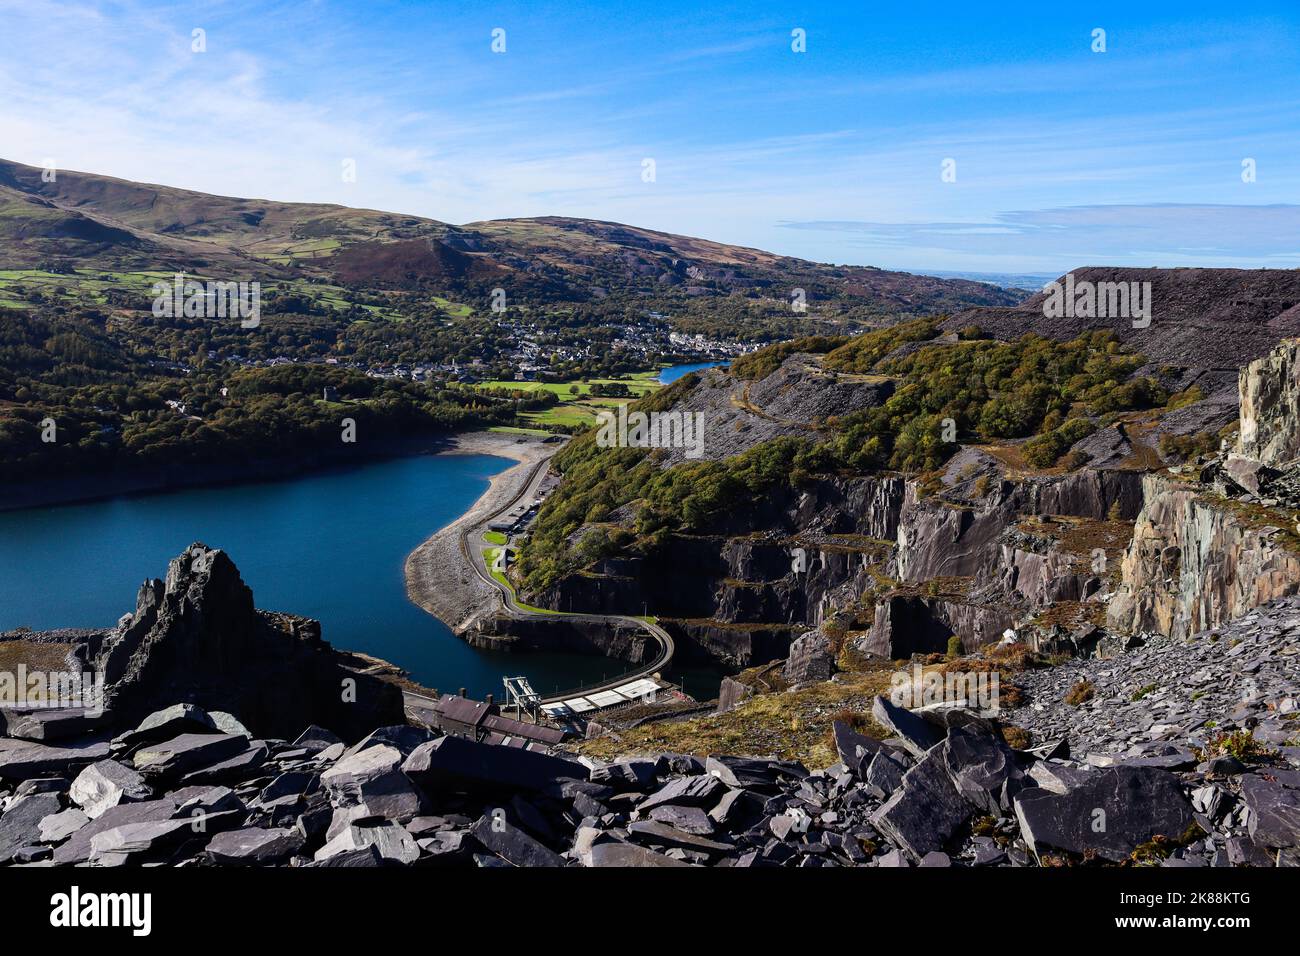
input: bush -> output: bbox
[1159,430,1219,463]
[1023,417,1098,468]
[1064,680,1097,706]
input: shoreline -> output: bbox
[0,430,507,514]
[403,431,562,635]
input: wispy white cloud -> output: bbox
[780,204,1300,271]
[0,0,1297,274]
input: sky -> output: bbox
[2,0,1298,275]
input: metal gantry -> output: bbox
[503,675,542,723]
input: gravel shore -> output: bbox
[403,431,561,634]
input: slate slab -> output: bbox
[1014,766,1195,862]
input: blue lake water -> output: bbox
[0,453,649,699]
[658,361,728,383]
[0,363,738,702]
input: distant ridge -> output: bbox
[0,157,1024,312]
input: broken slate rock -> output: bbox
[205,826,305,865]
[626,820,732,854]
[113,704,218,750]
[587,842,694,867]
[870,746,973,862]
[871,696,943,759]
[0,738,111,781]
[833,720,884,776]
[321,744,421,821]
[315,821,419,865]
[864,750,908,799]
[37,807,89,843]
[638,773,726,812]
[0,793,63,863]
[1240,773,1300,850]
[469,815,565,867]
[131,733,250,778]
[404,735,584,793]
[705,755,807,791]
[69,759,151,819]
[1014,766,1195,862]
[1,708,108,742]
[942,726,1027,814]
[648,805,715,834]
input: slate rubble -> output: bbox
[3,674,1296,867]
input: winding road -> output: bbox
[404,444,674,721]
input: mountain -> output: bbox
[0,158,1023,312]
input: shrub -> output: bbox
[1064,680,1096,706]
[1159,430,1219,463]
[999,725,1032,749]
[1197,730,1278,764]
[1023,417,1098,468]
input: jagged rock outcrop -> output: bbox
[1107,476,1300,637]
[1238,337,1300,466]
[88,543,404,740]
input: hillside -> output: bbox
[0,158,1022,316]
[946,266,1300,369]
[508,272,1300,684]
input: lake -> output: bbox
[0,452,668,699]
[658,361,728,383]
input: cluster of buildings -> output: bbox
[192,310,759,390]
[420,693,565,749]
[488,496,544,536]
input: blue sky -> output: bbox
[2,0,1298,274]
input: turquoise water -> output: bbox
[0,453,638,699]
[659,361,728,383]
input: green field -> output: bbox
[483,546,562,614]
[478,370,661,397]
[483,530,508,546]
[487,425,551,436]
[0,268,410,321]
[431,295,474,318]
[479,370,664,430]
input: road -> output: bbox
[403,443,674,719]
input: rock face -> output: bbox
[1238,337,1300,466]
[528,446,1140,667]
[1107,476,1300,638]
[781,628,836,684]
[89,543,404,740]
